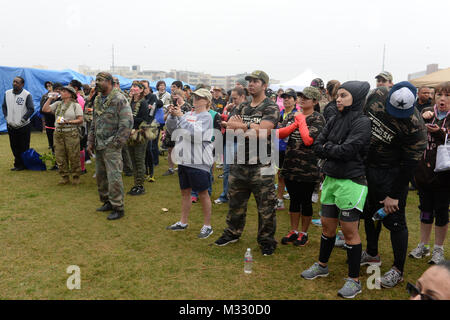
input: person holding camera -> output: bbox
[162,88,191,176]
[165,88,214,239]
[411,81,450,265]
[42,86,84,185]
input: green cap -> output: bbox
[245,70,269,84]
[375,71,393,82]
[298,87,321,101]
[193,88,212,101]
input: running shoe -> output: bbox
[428,247,445,265]
[214,234,240,246]
[294,232,309,247]
[409,243,430,259]
[166,221,188,231]
[281,230,298,245]
[276,199,285,210]
[335,230,346,248]
[338,278,362,299]
[380,267,403,288]
[214,198,228,204]
[162,168,174,176]
[301,262,329,280]
[198,226,213,239]
[360,250,382,266]
[311,192,319,203]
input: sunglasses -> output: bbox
[406,282,435,300]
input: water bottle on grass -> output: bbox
[244,248,253,274]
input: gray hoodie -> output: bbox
[166,110,214,172]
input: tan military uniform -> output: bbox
[50,101,83,181]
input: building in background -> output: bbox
[78,65,279,90]
[408,64,442,81]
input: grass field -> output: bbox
[0,131,441,300]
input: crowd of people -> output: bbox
[1,69,449,299]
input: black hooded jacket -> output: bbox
[313,81,371,180]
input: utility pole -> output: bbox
[112,44,115,73]
[382,44,386,71]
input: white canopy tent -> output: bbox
[270,69,319,92]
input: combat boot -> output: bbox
[107,210,124,220]
[96,201,113,212]
[72,176,80,185]
[58,176,70,185]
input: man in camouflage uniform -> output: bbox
[362,82,427,288]
[87,72,133,220]
[215,70,280,256]
[310,78,328,113]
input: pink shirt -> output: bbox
[77,94,85,111]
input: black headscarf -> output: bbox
[339,81,370,113]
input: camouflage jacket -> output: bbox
[87,88,133,151]
[234,97,280,165]
[280,111,325,182]
[364,87,427,169]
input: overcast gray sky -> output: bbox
[1,0,448,84]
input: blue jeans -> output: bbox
[217,142,237,202]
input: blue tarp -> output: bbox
[0,66,195,132]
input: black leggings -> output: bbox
[284,179,315,216]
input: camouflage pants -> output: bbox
[224,164,277,247]
[128,141,148,186]
[122,146,133,175]
[95,147,125,211]
[54,129,81,178]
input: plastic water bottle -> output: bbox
[244,248,253,274]
[372,208,387,221]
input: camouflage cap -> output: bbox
[131,81,144,89]
[96,72,114,82]
[245,70,269,84]
[298,87,321,101]
[310,78,324,89]
[375,71,393,82]
[280,88,297,99]
[193,88,212,101]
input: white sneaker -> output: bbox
[85,160,92,164]
[283,193,290,200]
[380,267,403,288]
[429,247,445,265]
[276,199,285,210]
[409,243,430,259]
[198,226,213,239]
[311,192,319,203]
